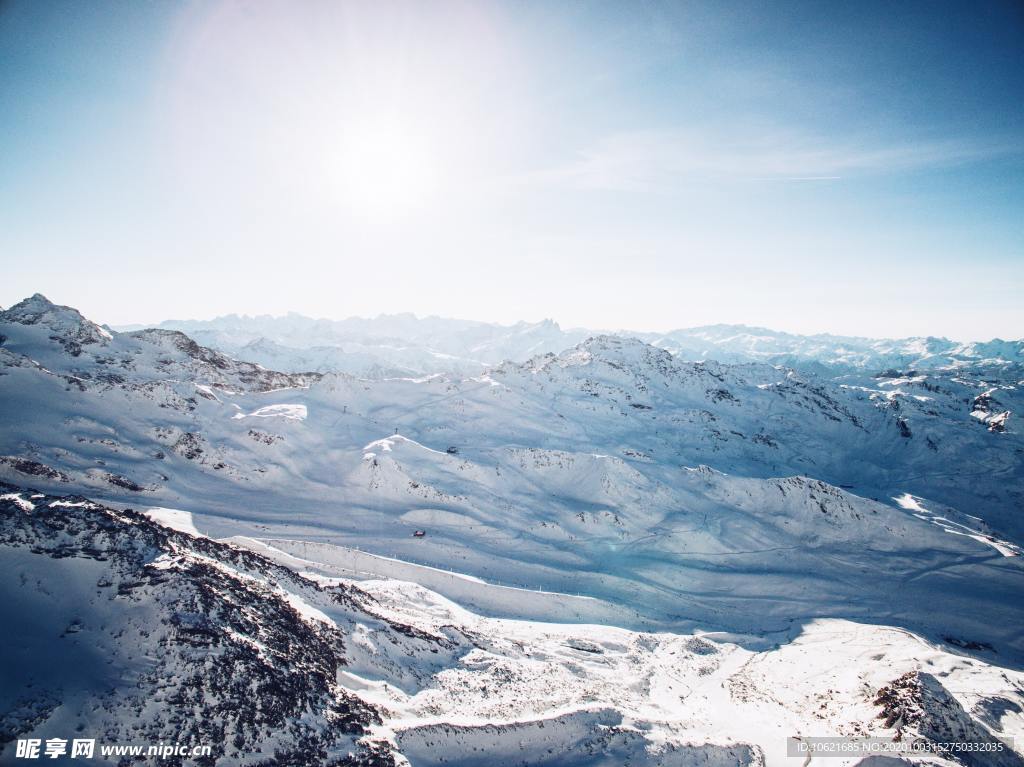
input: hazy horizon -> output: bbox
[6,289,1020,344]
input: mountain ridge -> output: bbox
[2,294,1024,764]
[104,303,1024,379]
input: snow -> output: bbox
[894,492,925,512]
[1,492,34,511]
[148,552,183,570]
[195,383,220,400]
[232,403,308,420]
[4,311,1022,653]
[331,574,1024,767]
[895,493,1020,557]
[141,312,1022,378]
[363,434,444,454]
[279,591,335,626]
[144,507,201,536]
[229,537,625,629]
[4,294,1024,765]
[228,501,1024,765]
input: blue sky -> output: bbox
[1,0,1021,339]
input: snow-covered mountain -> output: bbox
[7,487,1022,766]
[649,325,1024,372]
[3,294,1023,765]
[2,294,320,391]
[0,487,395,766]
[119,312,591,378]
[119,310,1024,378]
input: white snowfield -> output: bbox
[210,527,1024,766]
[895,493,1021,558]
[1,298,1022,643]
[5,486,1023,767]
[228,536,634,627]
[2,294,1024,765]
[348,582,1024,767]
[232,403,309,420]
[143,506,201,535]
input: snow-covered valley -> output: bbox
[2,294,1023,766]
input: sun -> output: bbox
[332,120,436,217]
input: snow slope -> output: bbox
[0,486,394,766]
[2,294,1024,764]
[3,487,1022,766]
[2,298,1022,651]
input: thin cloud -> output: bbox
[519,128,1019,192]
[754,176,843,182]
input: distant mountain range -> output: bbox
[116,310,1024,378]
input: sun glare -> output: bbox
[332,121,437,217]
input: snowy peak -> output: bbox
[129,327,241,369]
[573,334,667,361]
[0,293,112,354]
[519,335,673,373]
[1,293,92,327]
[508,335,751,399]
[0,295,318,393]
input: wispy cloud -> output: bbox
[521,128,1019,191]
